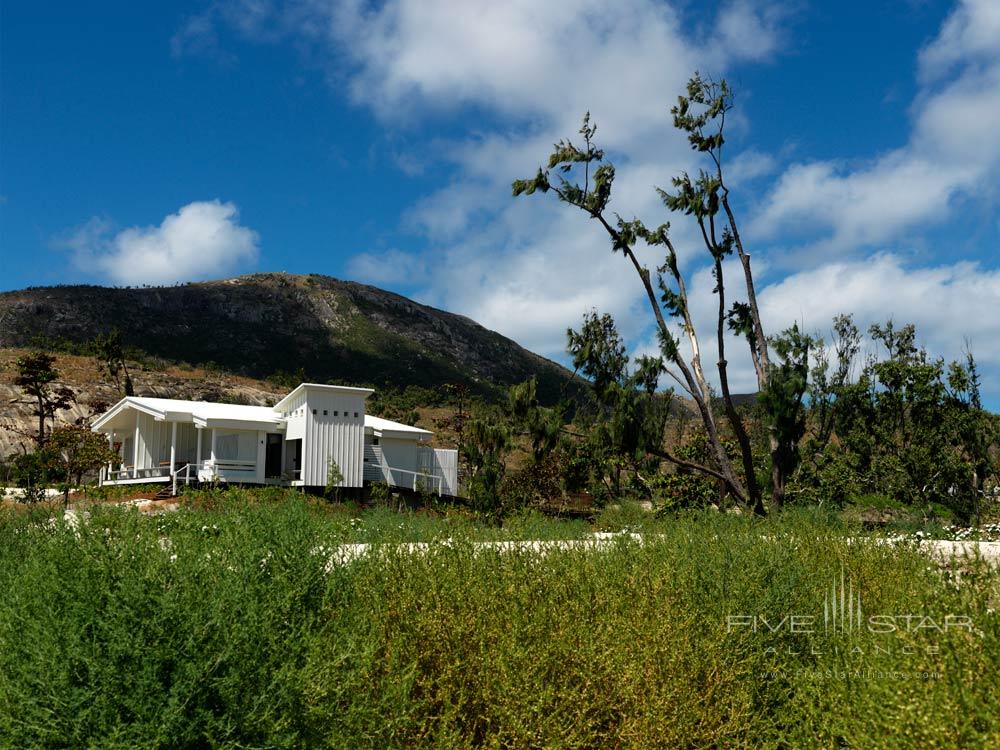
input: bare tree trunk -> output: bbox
[36,394,46,448]
[597,218,747,505]
[712,255,765,515]
[721,193,787,509]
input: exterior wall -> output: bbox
[363,438,456,494]
[130,416,201,469]
[282,392,308,441]
[136,412,156,469]
[431,448,459,496]
[300,390,367,487]
[380,437,421,476]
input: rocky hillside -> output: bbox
[0,349,285,457]
[0,349,471,458]
[0,273,579,402]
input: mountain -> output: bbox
[0,273,579,402]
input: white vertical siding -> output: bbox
[301,390,367,487]
[432,448,459,496]
[136,413,156,469]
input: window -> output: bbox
[334,410,339,417]
[312,409,317,415]
[354,412,359,418]
[215,434,238,460]
[323,410,328,416]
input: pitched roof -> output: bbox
[92,396,282,430]
[364,415,433,438]
[91,391,434,440]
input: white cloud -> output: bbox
[725,148,778,186]
[346,248,428,287]
[296,0,783,356]
[751,0,1000,255]
[66,201,259,286]
[181,0,1000,402]
[918,0,1000,82]
[673,253,1000,396]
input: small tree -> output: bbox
[43,425,118,506]
[797,317,998,522]
[9,451,50,504]
[325,458,345,500]
[566,311,673,503]
[463,410,513,517]
[92,330,134,397]
[12,353,75,448]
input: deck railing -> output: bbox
[363,444,445,495]
[198,459,258,482]
[103,465,171,482]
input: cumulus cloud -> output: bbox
[289,0,784,354]
[66,200,259,286]
[751,0,1000,256]
[179,0,1000,402]
[671,252,1000,396]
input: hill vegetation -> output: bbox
[0,272,579,402]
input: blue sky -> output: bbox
[3,1,1000,398]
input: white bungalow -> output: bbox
[92,383,459,496]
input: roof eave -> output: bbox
[274,382,375,411]
[91,397,165,431]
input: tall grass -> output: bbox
[0,497,997,748]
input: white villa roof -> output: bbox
[91,390,434,440]
[364,415,433,439]
[274,382,374,411]
[92,396,283,431]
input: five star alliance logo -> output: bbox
[726,570,974,636]
[824,569,863,633]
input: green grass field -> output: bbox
[1,490,998,748]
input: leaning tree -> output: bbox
[514,74,805,513]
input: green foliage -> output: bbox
[651,431,726,511]
[506,377,564,462]
[757,324,813,502]
[12,352,75,448]
[498,449,567,513]
[267,367,307,391]
[565,311,671,505]
[92,329,134,396]
[463,412,512,517]
[367,481,393,508]
[566,310,628,398]
[2,502,998,747]
[7,452,51,503]
[42,425,119,504]
[795,317,998,521]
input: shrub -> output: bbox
[1,501,998,747]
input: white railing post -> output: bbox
[132,413,141,479]
[169,422,177,477]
